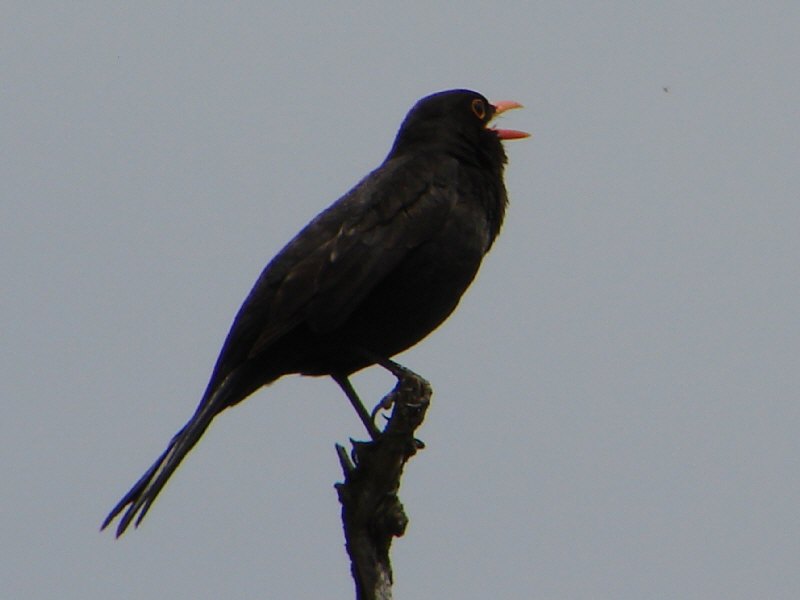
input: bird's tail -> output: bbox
[101,390,223,537]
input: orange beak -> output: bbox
[490,100,530,140]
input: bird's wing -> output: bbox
[208,155,459,385]
[291,157,460,333]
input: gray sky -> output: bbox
[3,2,800,598]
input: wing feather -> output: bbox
[208,154,458,388]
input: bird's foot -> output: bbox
[371,362,432,429]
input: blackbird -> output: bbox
[102,89,528,536]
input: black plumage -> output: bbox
[102,89,527,536]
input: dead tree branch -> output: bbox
[335,374,432,600]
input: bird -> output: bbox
[102,89,528,537]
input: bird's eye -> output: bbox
[471,98,486,120]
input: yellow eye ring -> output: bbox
[471,98,486,120]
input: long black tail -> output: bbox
[101,394,220,537]
[101,362,265,537]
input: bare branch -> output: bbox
[335,374,432,600]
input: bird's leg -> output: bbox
[368,356,432,421]
[333,374,382,440]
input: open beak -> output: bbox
[490,100,530,140]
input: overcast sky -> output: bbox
[3,2,800,599]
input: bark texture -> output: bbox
[335,374,432,600]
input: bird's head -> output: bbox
[389,89,529,167]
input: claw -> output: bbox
[368,357,432,430]
[337,350,431,439]
[370,393,395,423]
